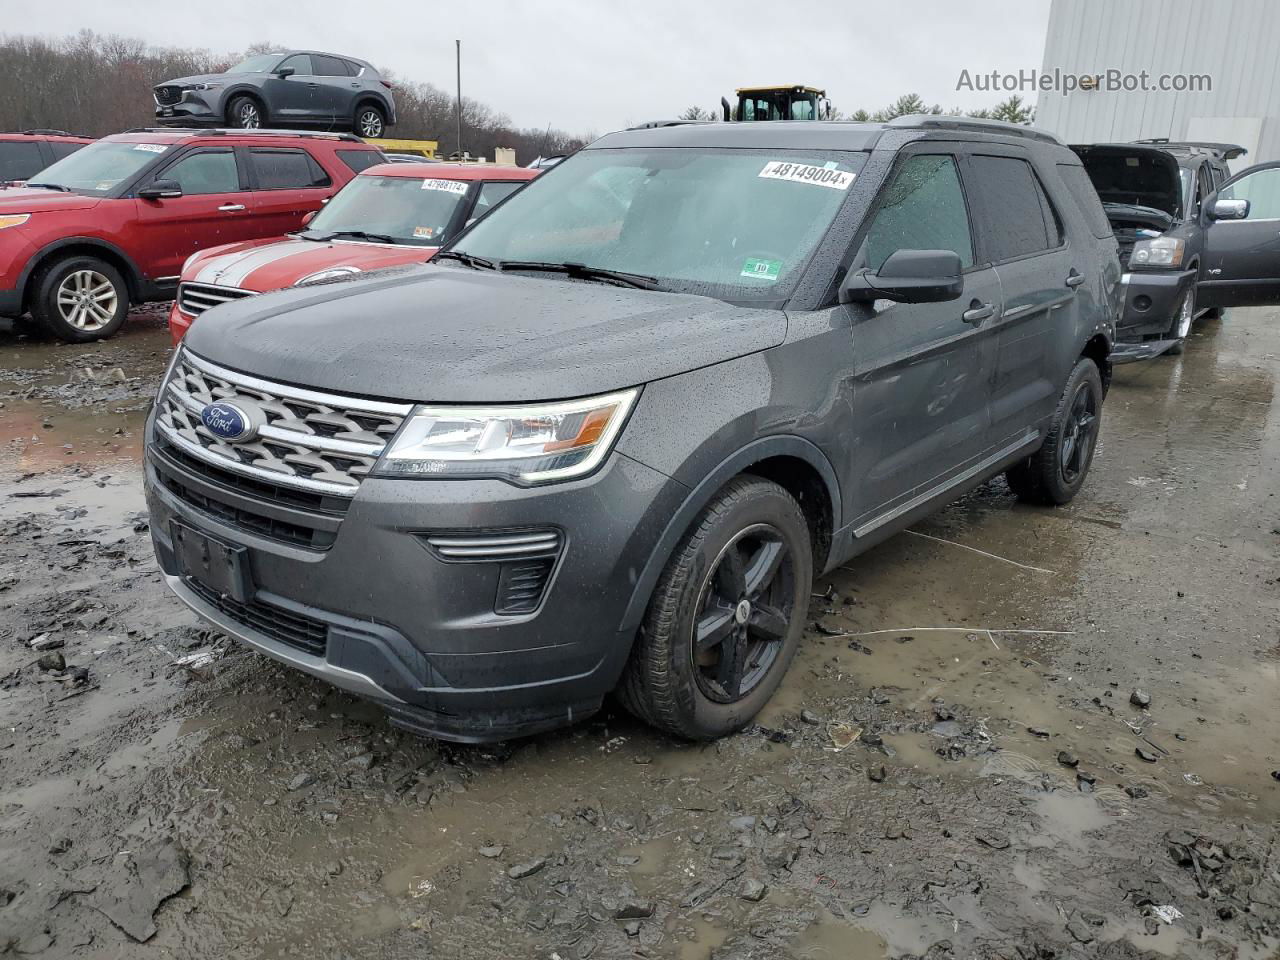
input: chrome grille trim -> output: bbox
[178,282,258,318]
[426,530,561,561]
[154,349,413,498]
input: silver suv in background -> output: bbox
[154,50,396,138]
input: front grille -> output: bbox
[154,86,183,106]
[187,577,328,656]
[179,282,257,318]
[154,350,413,499]
[157,467,335,549]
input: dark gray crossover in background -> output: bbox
[144,116,1118,742]
[154,50,396,137]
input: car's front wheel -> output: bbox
[227,96,263,129]
[618,475,812,740]
[30,256,129,343]
[1166,288,1195,356]
[355,104,386,138]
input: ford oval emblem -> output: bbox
[200,402,254,442]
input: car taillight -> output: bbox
[380,80,394,89]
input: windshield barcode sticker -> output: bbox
[421,179,469,195]
[759,161,854,190]
[133,143,167,153]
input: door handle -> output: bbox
[1065,270,1086,288]
[218,204,245,212]
[307,82,319,88]
[962,301,995,325]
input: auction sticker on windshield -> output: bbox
[758,161,854,190]
[741,257,782,281]
[133,143,167,153]
[421,179,469,195]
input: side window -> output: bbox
[337,149,384,174]
[313,55,351,77]
[277,54,313,76]
[345,61,365,77]
[966,154,1054,261]
[250,149,331,190]
[0,141,46,180]
[1218,167,1280,220]
[158,149,239,195]
[473,181,523,219]
[49,141,84,162]
[1056,163,1113,239]
[860,154,973,271]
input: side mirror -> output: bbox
[138,179,183,200]
[301,210,317,226]
[1210,197,1249,220]
[275,66,296,78]
[840,249,964,304]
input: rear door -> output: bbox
[131,147,255,281]
[1199,162,1280,307]
[243,146,335,236]
[311,55,356,125]
[962,147,1079,444]
[843,147,1003,529]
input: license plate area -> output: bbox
[171,521,253,604]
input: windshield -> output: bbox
[451,147,864,301]
[227,54,282,74]
[305,174,470,246]
[28,140,169,195]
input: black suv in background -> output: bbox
[145,116,1118,743]
[1072,139,1280,359]
[154,50,396,138]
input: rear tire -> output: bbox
[30,256,129,343]
[227,96,263,129]
[1006,358,1103,506]
[355,104,386,139]
[618,476,812,740]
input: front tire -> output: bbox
[30,256,129,343]
[355,104,386,138]
[1166,288,1195,356]
[1006,358,1103,506]
[227,96,263,129]
[618,476,812,740]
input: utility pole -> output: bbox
[455,39,463,159]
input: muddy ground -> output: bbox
[1,305,1278,960]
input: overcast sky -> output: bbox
[12,0,1053,133]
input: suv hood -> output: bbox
[156,73,227,87]
[183,266,787,403]
[0,188,102,213]
[1071,144,1182,221]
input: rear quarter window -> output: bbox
[337,149,385,174]
[1056,162,1114,240]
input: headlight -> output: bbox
[0,214,30,230]
[295,266,362,286]
[191,82,222,91]
[377,388,639,484]
[1130,236,1184,268]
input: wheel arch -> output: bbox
[353,96,390,122]
[617,436,841,634]
[19,237,143,311]
[1081,332,1112,394]
[224,88,267,124]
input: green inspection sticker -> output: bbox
[741,257,782,281]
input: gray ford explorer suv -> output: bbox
[144,116,1118,743]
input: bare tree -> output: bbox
[678,105,713,121]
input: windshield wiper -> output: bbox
[433,250,497,270]
[25,182,70,192]
[312,229,397,244]
[498,260,658,290]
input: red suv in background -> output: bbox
[0,128,382,341]
[169,162,538,342]
[0,130,93,184]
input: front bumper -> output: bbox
[1112,268,1196,362]
[154,92,220,125]
[145,431,688,742]
[0,287,20,318]
[167,301,192,345]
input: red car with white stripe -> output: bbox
[169,162,539,343]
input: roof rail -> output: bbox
[1134,138,1247,160]
[626,119,714,130]
[888,114,1063,145]
[19,128,78,137]
[121,127,365,142]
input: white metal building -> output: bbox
[1036,0,1280,169]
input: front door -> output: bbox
[131,147,255,281]
[843,149,1001,529]
[262,54,317,121]
[1199,162,1280,308]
